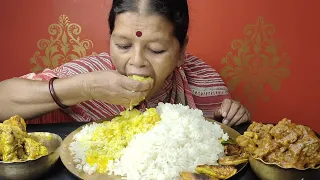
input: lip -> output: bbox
[126,73,152,78]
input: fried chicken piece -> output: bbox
[1,116,49,162]
[253,136,279,158]
[3,115,27,132]
[0,124,27,162]
[270,119,301,146]
[196,165,237,180]
[288,125,320,169]
[24,137,48,160]
[1,115,27,161]
[248,122,273,139]
[235,135,257,153]
[180,172,218,180]
[0,129,2,159]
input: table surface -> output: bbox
[26,122,260,180]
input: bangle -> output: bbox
[49,77,69,109]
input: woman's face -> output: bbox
[110,11,185,99]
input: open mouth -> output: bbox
[128,75,152,81]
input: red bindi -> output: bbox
[136,31,142,37]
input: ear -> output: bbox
[177,35,189,67]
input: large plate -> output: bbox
[60,118,247,180]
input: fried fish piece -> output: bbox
[224,144,242,156]
[218,155,249,166]
[196,165,237,180]
[180,172,219,180]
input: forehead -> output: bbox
[113,12,174,39]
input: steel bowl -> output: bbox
[249,156,320,180]
[0,132,62,180]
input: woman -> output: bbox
[0,0,250,126]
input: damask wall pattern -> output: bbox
[0,0,319,132]
[220,16,291,108]
[30,15,97,73]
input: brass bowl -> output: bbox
[249,156,320,180]
[0,132,62,180]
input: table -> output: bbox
[27,122,260,180]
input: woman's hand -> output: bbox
[80,70,154,107]
[213,99,251,126]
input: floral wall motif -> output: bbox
[220,16,291,109]
[0,0,319,132]
[30,15,96,72]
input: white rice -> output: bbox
[107,103,229,180]
[68,122,101,174]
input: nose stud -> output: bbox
[136,31,142,37]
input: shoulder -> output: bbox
[182,53,222,80]
[182,53,229,96]
[183,53,208,66]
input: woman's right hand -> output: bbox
[80,70,154,107]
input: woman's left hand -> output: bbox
[213,99,251,126]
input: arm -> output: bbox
[0,53,113,122]
[0,74,89,121]
[0,52,153,122]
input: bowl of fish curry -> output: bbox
[0,115,62,180]
[236,118,320,180]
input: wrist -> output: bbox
[76,73,95,101]
[53,74,91,106]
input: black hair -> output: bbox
[108,0,189,47]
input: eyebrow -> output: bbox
[112,33,171,44]
[112,34,131,40]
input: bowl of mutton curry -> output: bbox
[236,118,320,180]
[0,115,62,180]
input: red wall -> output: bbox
[1,0,319,132]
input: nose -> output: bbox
[129,48,147,68]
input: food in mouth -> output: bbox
[127,75,153,110]
[128,75,152,82]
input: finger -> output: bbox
[130,92,148,104]
[120,89,149,102]
[234,112,249,126]
[109,96,133,106]
[115,93,146,108]
[220,99,232,118]
[247,112,252,122]
[224,101,241,123]
[228,107,246,126]
[213,108,222,119]
[119,76,154,92]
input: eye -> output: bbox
[116,44,132,50]
[150,49,166,54]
